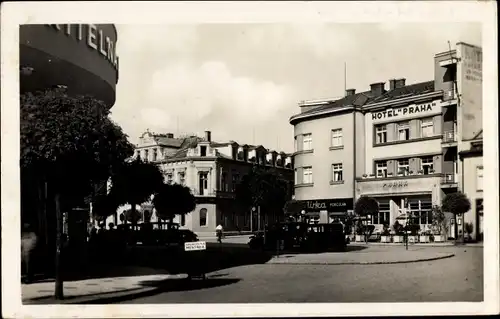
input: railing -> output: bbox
[441,173,456,184]
[442,130,457,143]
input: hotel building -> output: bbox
[128,130,294,236]
[289,42,483,240]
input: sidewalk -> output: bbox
[355,241,483,248]
[22,268,186,304]
[267,246,456,265]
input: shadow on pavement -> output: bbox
[138,277,240,292]
[270,244,368,256]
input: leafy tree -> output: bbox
[235,166,292,230]
[431,205,448,238]
[153,183,196,225]
[124,208,143,224]
[20,89,134,299]
[442,192,471,244]
[354,196,379,243]
[108,158,164,227]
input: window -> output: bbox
[303,134,312,151]
[421,118,434,138]
[178,171,186,185]
[302,167,313,184]
[144,150,149,162]
[375,125,387,144]
[199,208,207,227]
[294,137,298,152]
[375,161,388,178]
[181,214,186,226]
[332,163,343,182]
[152,149,157,161]
[294,169,298,185]
[166,173,173,184]
[398,121,410,141]
[476,166,483,191]
[331,129,343,147]
[220,172,228,192]
[200,146,207,157]
[421,157,434,175]
[408,199,433,225]
[136,150,141,159]
[397,159,409,176]
[231,172,240,192]
[199,172,208,195]
[371,200,390,224]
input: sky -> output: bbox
[111,23,481,153]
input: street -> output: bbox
[118,246,483,303]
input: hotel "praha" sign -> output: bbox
[372,101,438,120]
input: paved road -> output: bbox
[118,246,483,303]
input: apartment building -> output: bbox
[289,42,483,240]
[131,130,294,236]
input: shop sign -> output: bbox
[382,180,409,189]
[47,24,118,69]
[372,101,438,121]
[304,198,353,212]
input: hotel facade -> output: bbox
[289,42,483,240]
[121,130,294,236]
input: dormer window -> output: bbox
[237,150,244,160]
[200,146,207,157]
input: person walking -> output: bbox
[215,224,224,243]
[21,223,38,284]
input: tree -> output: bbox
[354,196,379,243]
[153,183,196,225]
[442,192,471,244]
[431,205,448,239]
[235,166,292,230]
[108,158,164,228]
[20,89,134,299]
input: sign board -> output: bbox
[184,241,206,251]
[457,43,482,140]
[371,101,441,123]
[357,177,440,196]
[303,198,353,212]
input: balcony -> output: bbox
[442,130,458,147]
[440,173,458,188]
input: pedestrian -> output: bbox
[21,223,38,284]
[216,224,224,243]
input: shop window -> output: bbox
[371,200,390,224]
[476,166,483,191]
[303,134,313,151]
[397,159,410,176]
[421,118,434,138]
[302,166,313,184]
[408,199,433,225]
[375,125,387,144]
[332,163,343,182]
[421,156,434,175]
[331,129,343,147]
[398,121,410,141]
[199,208,207,227]
[375,161,387,178]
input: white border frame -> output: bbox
[2,1,498,318]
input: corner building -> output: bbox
[289,42,482,240]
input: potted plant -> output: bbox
[409,170,414,175]
[419,230,431,243]
[418,169,424,175]
[387,172,393,177]
[431,205,447,242]
[362,174,368,178]
[464,222,474,242]
[392,220,404,243]
[369,173,375,178]
[380,223,391,243]
[429,169,435,174]
[406,224,420,244]
[355,221,365,242]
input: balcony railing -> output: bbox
[441,173,457,184]
[442,130,457,143]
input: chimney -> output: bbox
[370,82,386,97]
[204,131,211,142]
[166,133,174,138]
[389,79,397,90]
[345,88,356,96]
[395,78,406,88]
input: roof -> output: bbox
[155,136,184,148]
[291,80,437,122]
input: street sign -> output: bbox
[184,241,206,251]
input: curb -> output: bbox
[267,253,455,266]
